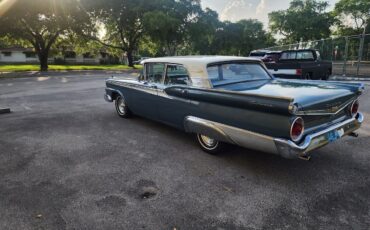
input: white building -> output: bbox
[0,48,38,63]
[0,47,108,64]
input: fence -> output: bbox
[264,34,370,77]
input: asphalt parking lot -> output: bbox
[1,73,370,230]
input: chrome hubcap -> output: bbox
[199,135,217,147]
[117,98,126,114]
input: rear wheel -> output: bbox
[115,95,132,118]
[322,70,330,80]
[196,134,225,154]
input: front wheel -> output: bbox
[115,95,132,118]
[196,134,225,154]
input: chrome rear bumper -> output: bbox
[184,113,364,159]
[274,112,363,159]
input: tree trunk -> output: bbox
[166,43,177,56]
[127,50,134,67]
[38,51,49,72]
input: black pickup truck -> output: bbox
[265,49,332,80]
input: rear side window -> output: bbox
[164,65,191,85]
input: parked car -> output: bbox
[249,50,271,59]
[265,49,332,80]
[261,51,282,63]
[104,56,364,160]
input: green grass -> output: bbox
[0,64,142,72]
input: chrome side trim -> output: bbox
[184,113,363,159]
[184,116,279,154]
[108,79,157,95]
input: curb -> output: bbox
[0,107,11,114]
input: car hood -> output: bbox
[215,79,363,113]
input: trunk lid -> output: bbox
[215,79,363,114]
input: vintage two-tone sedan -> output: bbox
[104,56,364,160]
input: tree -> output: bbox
[268,0,335,43]
[142,0,202,56]
[187,8,221,55]
[237,19,276,55]
[210,19,275,56]
[81,0,154,67]
[334,0,370,35]
[0,0,89,71]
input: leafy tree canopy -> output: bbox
[142,0,202,56]
[0,0,90,71]
[80,0,156,66]
[187,8,221,54]
[209,19,275,56]
[334,0,370,35]
[269,0,335,43]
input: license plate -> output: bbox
[326,128,344,143]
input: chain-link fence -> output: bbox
[264,34,370,77]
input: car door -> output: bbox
[156,64,193,129]
[130,62,165,120]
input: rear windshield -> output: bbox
[207,63,271,86]
[280,51,314,60]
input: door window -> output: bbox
[280,52,296,60]
[164,65,191,85]
[296,51,314,60]
[146,63,165,83]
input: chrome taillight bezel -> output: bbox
[290,117,305,142]
[350,100,359,117]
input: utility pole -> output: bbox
[356,23,367,76]
[343,36,349,76]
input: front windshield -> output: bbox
[207,62,271,86]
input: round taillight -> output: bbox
[350,100,359,117]
[290,117,304,142]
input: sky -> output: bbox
[201,0,339,29]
